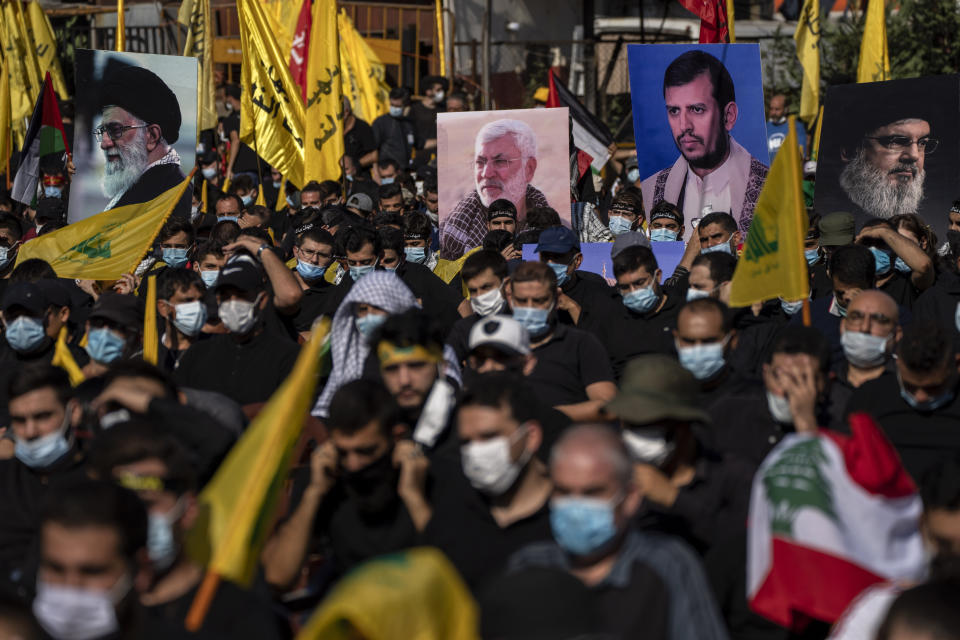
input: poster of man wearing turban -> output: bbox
[68,50,198,223]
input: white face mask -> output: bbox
[433,90,445,103]
[623,427,675,467]
[461,427,530,495]
[766,391,794,424]
[172,299,208,337]
[840,330,891,369]
[33,574,131,640]
[219,296,259,334]
[470,287,504,317]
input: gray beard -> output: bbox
[838,152,925,219]
[102,128,150,199]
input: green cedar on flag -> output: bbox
[11,72,69,205]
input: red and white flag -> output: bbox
[289,0,312,102]
[747,413,926,630]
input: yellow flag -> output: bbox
[726,0,735,42]
[1,0,41,143]
[0,62,9,169]
[237,0,305,187]
[274,178,286,212]
[116,0,125,51]
[729,116,809,307]
[261,0,299,53]
[143,275,158,365]
[303,0,344,183]
[178,0,218,132]
[186,318,330,586]
[435,0,446,76]
[857,0,889,83]
[794,0,820,127]
[338,11,390,122]
[52,327,85,386]
[297,548,479,640]
[15,174,192,280]
[811,104,824,161]
[24,2,68,101]
[255,184,266,206]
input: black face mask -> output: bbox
[340,449,399,517]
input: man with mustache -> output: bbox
[439,119,550,259]
[96,65,190,218]
[641,50,768,242]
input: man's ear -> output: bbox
[654,268,662,285]
[523,354,538,377]
[723,102,738,131]
[572,253,583,270]
[524,157,538,183]
[144,124,163,152]
[157,300,172,320]
[57,306,70,325]
[732,231,743,247]
[524,421,543,455]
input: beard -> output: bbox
[476,166,529,209]
[101,128,149,199]
[839,152,925,218]
[678,126,730,171]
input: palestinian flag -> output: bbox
[11,72,70,205]
[747,413,926,630]
[546,68,613,177]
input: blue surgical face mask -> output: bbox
[608,216,633,236]
[833,295,848,318]
[162,247,189,268]
[898,373,956,413]
[623,285,659,314]
[513,306,551,338]
[218,216,238,224]
[805,248,820,265]
[86,327,126,364]
[389,105,403,118]
[686,287,711,302]
[869,246,893,275]
[356,313,386,338]
[546,262,570,287]
[199,270,219,288]
[172,300,207,337]
[296,260,327,281]
[676,340,727,380]
[240,194,253,207]
[5,315,46,353]
[404,246,428,264]
[272,180,282,190]
[626,168,640,183]
[650,227,678,242]
[0,246,13,269]
[43,185,62,199]
[350,261,378,281]
[15,410,71,469]
[380,176,395,185]
[701,238,734,256]
[894,256,911,274]
[550,495,620,556]
[201,166,217,180]
[781,298,804,315]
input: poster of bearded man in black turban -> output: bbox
[68,50,198,223]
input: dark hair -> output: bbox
[377,158,401,173]
[891,213,937,260]
[296,226,334,248]
[373,308,445,354]
[613,245,659,278]
[921,456,960,511]
[663,50,735,109]
[692,251,737,284]
[403,211,432,240]
[87,421,198,495]
[195,240,224,262]
[898,322,953,373]
[828,244,876,288]
[526,207,561,230]
[462,249,508,283]
[611,190,644,219]
[876,579,960,640]
[378,226,404,254]
[340,224,382,256]
[421,75,448,93]
[228,174,255,196]
[767,326,830,373]
[510,261,557,292]
[243,204,271,223]
[458,372,538,424]
[157,267,205,300]
[328,379,401,438]
[318,204,345,228]
[318,180,341,200]
[9,364,72,405]
[9,258,56,282]
[650,201,683,225]
[102,359,179,400]
[483,230,515,251]
[423,176,438,195]
[679,297,732,333]
[300,181,323,198]
[0,212,23,239]
[388,86,410,103]
[378,182,402,202]
[239,226,273,247]
[215,193,243,213]
[40,480,147,562]
[698,212,738,235]
[158,217,194,244]
[372,211,403,229]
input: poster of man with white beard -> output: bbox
[68,50,197,223]
[813,77,958,238]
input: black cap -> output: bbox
[100,66,181,144]
[2,282,47,315]
[36,279,71,309]
[536,226,579,254]
[215,258,263,294]
[487,198,517,221]
[36,197,67,223]
[224,84,241,100]
[89,292,142,326]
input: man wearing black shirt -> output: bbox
[847,322,960,482]
[408,76,446,168]
[447,249,510,363]
[805,214,833,300]
[371,87,416,170]
[222,84,260,179]
[857,218,934,311]
[835,289,901,391]
[155,268,207,372]
[290,227,336,338]
[342,97,377,173]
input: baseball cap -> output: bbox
[468,317,531,357]
[345,192,374,214]
[89,292,142,327]
[610,231,651,258]
[36,279,71,309]
[487,199,517,221]
[536,226,579,254]
[819,212,856,247]
[2,282,48,315]
[605,354,709,424]
[215,258,263,294]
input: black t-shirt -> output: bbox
[446,313,485,364]
[396,262,463,336]
[223,112,261,174]
[809,257,833,300]
[880,270,920,311]
[291,278,338,332]
[914,271,960,348]
[344,117,376,163]
[371,114,416,167]
[527,324,615,409]
[592,561,670,639]
[408,101,441,147]
[602,288,683,381]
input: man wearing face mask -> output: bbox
[409,76,447,161]
[371,87,415,176]
[222,84,260,181]
[214,193,243,225]
[155,218,194,272]
[649,201,685,242]
[508,423,729,640]
[88,423,282,638]
[446,250,511,363]
[697,211,741,257]
[0,367,86,597]
[289,227,336,338]
[507,261,616,422]
[155,268,208,371]
[857,218,934,311]
[0,213,23,283]
[402,212,439,271]
[605,191,645,239]
[835,289,901,391]
[227,174,259,213]
[173,258,300,406]
[82,293,143,378]
[847,323,960,482]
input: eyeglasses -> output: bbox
[298,248,332,261]
[474,157,523,172]
[864,135,939,154]
[94,123,148,142]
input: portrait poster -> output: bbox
[69,49,198,223]
[813,76,960,239]
[436,108,571,260]
[522,241,685,285]
[627,43,769,241]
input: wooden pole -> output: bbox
[116,0,125,52]
[184,571,221,631]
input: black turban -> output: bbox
[100,66,181,144]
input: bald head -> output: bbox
[843,289,900,338]
[550,424,633,492]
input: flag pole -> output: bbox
[435,0,446,76]
[185,571,221,631]
[116,0,126,52]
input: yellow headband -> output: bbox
[377,342,443,368]
[116,473,164,492]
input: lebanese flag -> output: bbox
[747,413,926,631]
[289,0,312,102]
[678,0,731,43]
[11,72,70,205]
[546,68,613,175]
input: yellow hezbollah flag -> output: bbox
[303,0,344,183]
[186,318,330,586]
[811,104,824,161]
[15,173,193,280]
[1,0,40,143]
[729,116,808,307]
[52,326,85,386]
[260,0,299,53]
[297,548,479,640]
[338,10,390,122]
[238,0,305,187]
[857,0,889,83]
[794,0,820,127]
[178,0,218,132]
[25,2,68,101]
[0,62,9,169]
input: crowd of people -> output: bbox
[0,69,959,640]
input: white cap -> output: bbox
[803,160,817,177]
[468,317,531,356]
